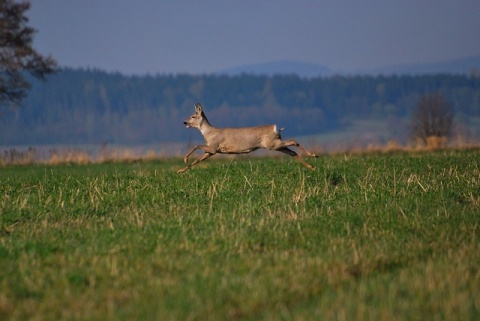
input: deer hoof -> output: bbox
[177,167,188,174]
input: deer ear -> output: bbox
[195,103,203,114]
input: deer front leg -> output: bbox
[183,145,203,164]
[177,152,214,173]
[177,145,217,174]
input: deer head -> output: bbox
[183,103,206,129]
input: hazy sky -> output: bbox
[28,0,480,75]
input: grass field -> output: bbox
[1,150,479,320]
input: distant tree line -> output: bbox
[0,68,479,145]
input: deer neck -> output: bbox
[199,117,215,136]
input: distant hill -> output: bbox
[221,55,480,77]
[369,54,480,76]
[220,60,334,78]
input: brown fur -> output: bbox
[177,103,317,173]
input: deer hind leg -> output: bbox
[276,139,318,157]
[277,147,315,171]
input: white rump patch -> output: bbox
[273,125,284,134]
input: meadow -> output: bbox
[0,150,479,320]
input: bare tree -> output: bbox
[1,0,56,109]
[411,92,454,146]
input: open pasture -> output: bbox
[0,150,479,320]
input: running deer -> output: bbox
[177,103,318,173]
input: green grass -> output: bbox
[1,151,479,320]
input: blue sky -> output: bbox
[29,0,480,75]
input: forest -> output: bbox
[0,68,479,148]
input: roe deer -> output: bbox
[177,103,318,173]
